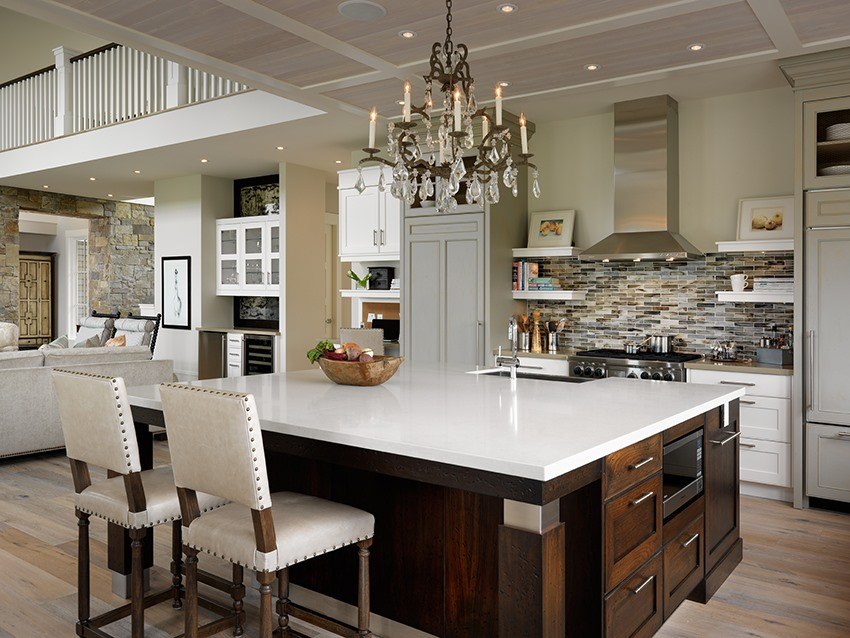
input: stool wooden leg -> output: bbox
[184,546,200,638]
[276,568,290,636]
[76,510,90,636]
[232,564,245,636]
[129,528,146,638]
[357,539,373,638]
[171,521,183,609]
[258,571,275,638]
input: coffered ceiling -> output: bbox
[3,0,850,125]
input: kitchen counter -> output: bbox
[196,326,280,336]
[686,358,793,376]
[129,364,741,482]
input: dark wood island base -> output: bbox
[129,400,741,638]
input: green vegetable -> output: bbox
[307,339,335,364]
[346,269,372,288]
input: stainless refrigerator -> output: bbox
[804,189,850,502]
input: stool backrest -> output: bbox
[52,369,141,475]
[159,384,271,510]
[339,328,384,356]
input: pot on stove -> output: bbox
[648,335,680,354]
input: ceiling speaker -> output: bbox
[337,0,387,22]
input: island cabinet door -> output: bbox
[604,553,663,638]
[704,403,741,573]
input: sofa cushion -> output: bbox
[114,318,154,347]
[0,350,44,370]
[76,316,115,346]
[0,322,18,350]
[39,335,69,351]
[44,345,152,367]
[73,335,102,348]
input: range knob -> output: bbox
[627,372,638,379]
[651,372,662,381]
[573,366,584,376]
[663,372,674,382]
[594,368,605,378]
[640,371,651,380]
[584,367,594,377]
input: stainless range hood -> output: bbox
[581,95,702,262]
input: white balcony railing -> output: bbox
[0,43,249,152]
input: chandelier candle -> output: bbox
[356,0,540,213]
[520,113,528,154]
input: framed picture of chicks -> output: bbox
[737,196,794,240]
[527,210,576,248]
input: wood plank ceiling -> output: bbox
[9,0,850,117]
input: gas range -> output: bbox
[569,349,703,382]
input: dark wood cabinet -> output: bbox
[604,553,664,638]
[663,513,704,619]
[703,403,741,573]
[604,434,662,499]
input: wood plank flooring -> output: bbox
[0,446,848,637]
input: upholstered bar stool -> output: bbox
[159,383,376,638]
[52,370,239,637]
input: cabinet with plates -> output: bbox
[804,95,850,190]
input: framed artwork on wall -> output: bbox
[161,256,191,330]
[736,196,794,240]
[527,210,576,248]
[234,174,280,217]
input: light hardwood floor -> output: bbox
[0,446,848,637]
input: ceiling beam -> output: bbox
[746,0,803,55]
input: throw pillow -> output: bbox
[39,335,69,351]
[73,335,102,349]
[105,334,126,347]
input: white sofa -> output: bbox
[0,346,174,459]
[0,322,18,352]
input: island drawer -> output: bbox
[687,369,791,399]
[605,474,663,592]
[605,552,663,638]
[605,435,662,499]
[663,513,704,619]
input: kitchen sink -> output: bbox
[472,367,587,383]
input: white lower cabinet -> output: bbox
[739,396,790,442]
[806,423,850,502]
[740,438,791,488]
[226,333,243,377]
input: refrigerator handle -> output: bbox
[807,330,814,410]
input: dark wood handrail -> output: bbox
[0,64,55,91]
[69,42,120,64]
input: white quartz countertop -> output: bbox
[128,366,743,482]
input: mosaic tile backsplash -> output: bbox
[528,252,794,359]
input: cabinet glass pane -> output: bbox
[245,227,263,254]
[271,258,279,285]
[816,109,850,177]
[220,229,237,256]
[270,225,279,253]
[245,259,264,285]
[221,260,238,285]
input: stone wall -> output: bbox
[527,252,794,359]
[0,186,154,325]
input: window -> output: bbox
[71,236,89,329]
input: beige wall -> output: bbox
[529,87,795,253]
[280,163,327,371]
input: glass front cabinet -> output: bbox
[215,216,280,296]
[804,96,850,190]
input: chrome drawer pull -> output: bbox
[630,575,654,595]
[740,400,756,405]
[720,380,756,386]
[709,431,741,446]
[629,457,655,470]
[838,432,850,437]
[631,492,654,506]
[740,442,756,449]
[682,533,700,548]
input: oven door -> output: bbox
[662,429,704,519]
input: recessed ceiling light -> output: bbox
[584,63,600,71]
[276,146,285,151]
[397,100,405,105]
[497,3,518,13]
[337,0,386,22]
[200,158,208,163]
[133,170,141,174]
[89,177,96,181]
[398,29,417,39]
[498,80,510,87]
[688,43,705,52]
[42,184,49,189]
[107,193,113,198]
[335,160,343,164]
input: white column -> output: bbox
[52,46,80,137]
[165,61,188,108]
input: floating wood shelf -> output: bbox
[512,290,587,301]
[715,239,794,253]
[511,247,583,258]
[715,291,793,303]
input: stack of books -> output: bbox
[512,260,563,292]
[753,277,793,292]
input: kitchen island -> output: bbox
[127,366,744,638]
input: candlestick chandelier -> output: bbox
[356,0,540,214]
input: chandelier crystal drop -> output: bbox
[358,0,539,214]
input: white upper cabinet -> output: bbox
[215,216,280,297]
[803,96,850,190]
[338,167,400,261]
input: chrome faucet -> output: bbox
[495,317,521,379]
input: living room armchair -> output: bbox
[0,322,19,352]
